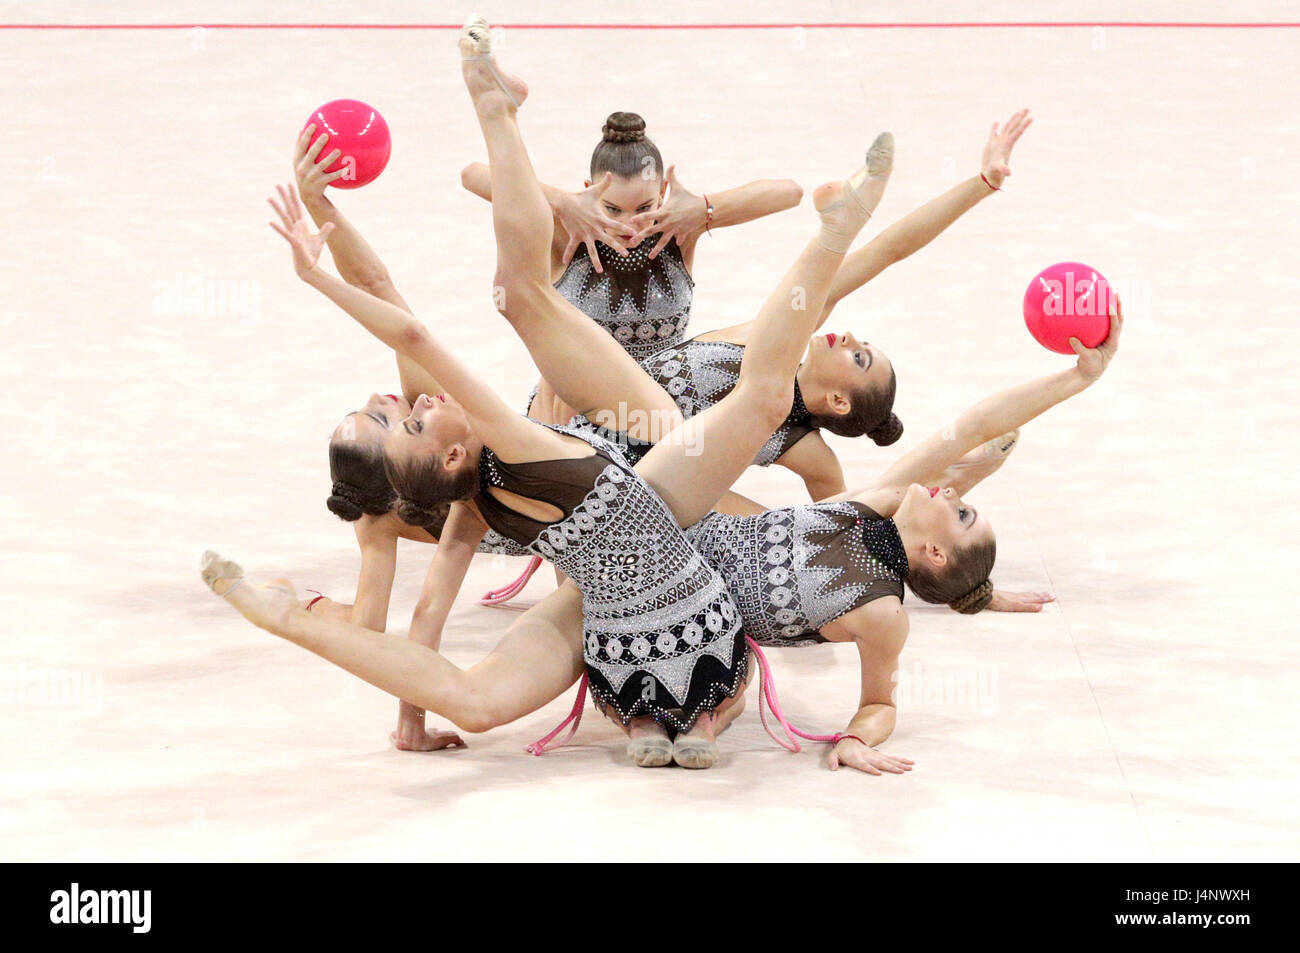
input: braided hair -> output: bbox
[904,536,997,614]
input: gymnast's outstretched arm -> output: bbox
[269,183,554,460]
[291,129,443,403]
[286,145,501,745]
[817,109,1033,328]
[842,299,1123,502]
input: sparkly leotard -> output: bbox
[478,529,532,557]
[562,338,817,469]
[553,234,693,362]
[641,338,816,466]
[475,421,746,729]
[686,501,908,647]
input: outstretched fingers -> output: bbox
[1002,107,1033,145]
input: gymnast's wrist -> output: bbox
[398,700,426,724]
[1066,365,1096,389]
[542,183,571,212]
[301,191,333,215]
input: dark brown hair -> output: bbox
[327,440,395,521]
[590,112,663,180]
[809,366,903,446]
[905,536,997,614]
[382,451,479,529]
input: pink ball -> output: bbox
[1022,261,1114,354]
[302,99,391,190]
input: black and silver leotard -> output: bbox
[475,422,746,729]
[686,501,908,647]
[477,529,532,557]
[553,234,693,362]
[641,338,816,466]
[566,337,817,469]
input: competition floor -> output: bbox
[3,1,1298,861]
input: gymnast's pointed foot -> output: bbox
[199,550,298,634]
[814,131,895,253]
[460,15,528,109]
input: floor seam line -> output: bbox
[1016,482,1156,858]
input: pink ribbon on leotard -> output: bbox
[481,555,544,607]
[525,638,847,756]
[746,636,846,752]
[525,672,589,756]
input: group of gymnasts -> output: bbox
[201,17,1123,774]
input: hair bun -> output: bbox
[327,481,364,522]
[949,578,994,614]
[395,497,451,530]
[869,413,904,447]
[602,111,647,144]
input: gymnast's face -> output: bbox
[382,393,472,470]
[900,483,994,565]
[332,393,412,452]
[588,174,664,241]
[804,330,892,403]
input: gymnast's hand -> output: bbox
[555,172,630,270]
[392,701,466,752]
[627,165,703,259]
[986,589,1055,613]
[1071,295,1123,383]
[390,723,467,752]
[827,738,915,776]
[293,124,349,204]
[980,108,1033,189]
[268,183,335,277]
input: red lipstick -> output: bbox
[825,333,837,347]
[928,486,940,497]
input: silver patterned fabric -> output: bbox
[553,235,693,362]
[477,422,746,729]
[641,339,815,466]
[687,500,908,647]
[477,529,532,558]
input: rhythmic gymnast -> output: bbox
[283,133,533,751]
[202,17,894,767]
[461,110,803,363]
[292,76,1034,748]
[304,103,1041,618]
[287,113,793,749]
[514,109,1035,498]
[470,107,1031,603]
